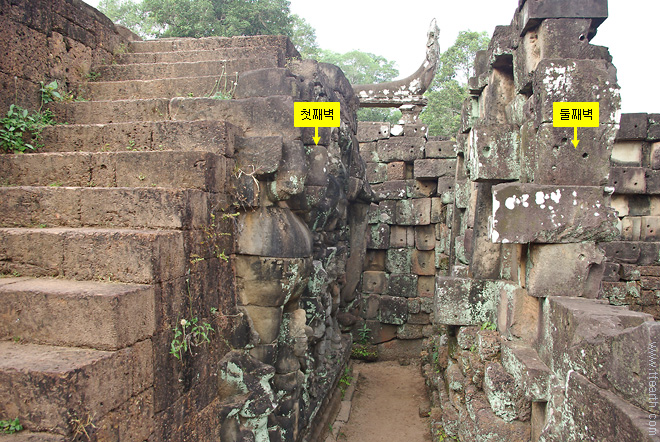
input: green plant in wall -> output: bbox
[0,105,54,153]
[480,321,496,331]
[0,418,23,434]
[170,316,214,361]
[338,367,353,398]
[170,270,215,362]
[206,65,238,100]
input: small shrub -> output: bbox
[170,317,214,361]
[0,105,54,153]
[0,418,23,434]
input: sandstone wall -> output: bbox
[0,2,368,440]
[601,113,660,319]
[0,0,132,113]
[351,122,454,357]
[421,1,660,441]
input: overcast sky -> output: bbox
[82,0,658,114]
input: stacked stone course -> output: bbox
[0,1,370,441]
[419,1,660,441]
[352,122,455,354]
[601,113,660,319]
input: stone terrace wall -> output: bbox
[601,113,660,319]
[422,1,660,441]
[0,2,368,441]
[352,122,455,357]
[0,0,133,113]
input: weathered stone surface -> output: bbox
[611,141,643,166]
[376,138,425,162]
[386,248,412,274]
[538,297,653,392]
[0,340,153,433]
[235,136,282,176]
[483,361,530,422]
[522,123,617,186]
[610,167,646,194]
[395,198,431,225]
[389,226,414,248]
[617,113,649,140]
[236,207,312,258]
[425,140,456,159]
[413,159,456,179]
[371,180,408,200]
[0,277,154,351]
[435,278,502,325]
[542,371,654,442]
[412,249,435,276]
[378,296,408,325]
[235,256,311,307]
[362,271,388,294]
[526,243,604,298]
[365,162,388,184]
[533,59,619,126]
[407,180,437,198]
[501,341,551,403]
[519,0,608,35]
[468,124,520,181]
[387,274,418,298]
[415,225,436,251]
[357,122,391,142]
[367,223,390,250]
[491,184,619,243]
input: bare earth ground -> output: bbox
[340,360,432,442]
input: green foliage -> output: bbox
[39,80,62,104]
[0,105,55,153]
[357,322,371,345]
[317,49,400,123]
[434,426,460,441]
[205,66,238,100]
[318,49,398,85]
[170,316,214,360]
[350,344,378,361]
[338,367,353,398]
[481,321,497,331]
[421,30,490,137]
[0,418,23,434]
[290,14,319,59]
[101,0,295,39]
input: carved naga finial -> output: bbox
[353,19,440,107]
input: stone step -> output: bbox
[95,58,277,82]
[0,227,185,284]
[0,277,154,350]
[0,431,65,441]
[40,120,240,154]
[115,46,285,65]
[0,151,227,192]
[170,95,298,138]
[0,186,214,230]
[78,75,234,101]
[538,297,657,412]
[500,341,552,402]
[0,340,152,434]
[49,98,170,124]
[128,35,296,55]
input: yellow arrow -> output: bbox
[313,126,320,145]
[572,126,580,148]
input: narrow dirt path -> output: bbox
[338,360,432,442]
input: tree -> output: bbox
[290,14,319,59]
[317,50,402,124]
[100,0,295,39]
[421,30,490,137]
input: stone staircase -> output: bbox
[0,35,298,441]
